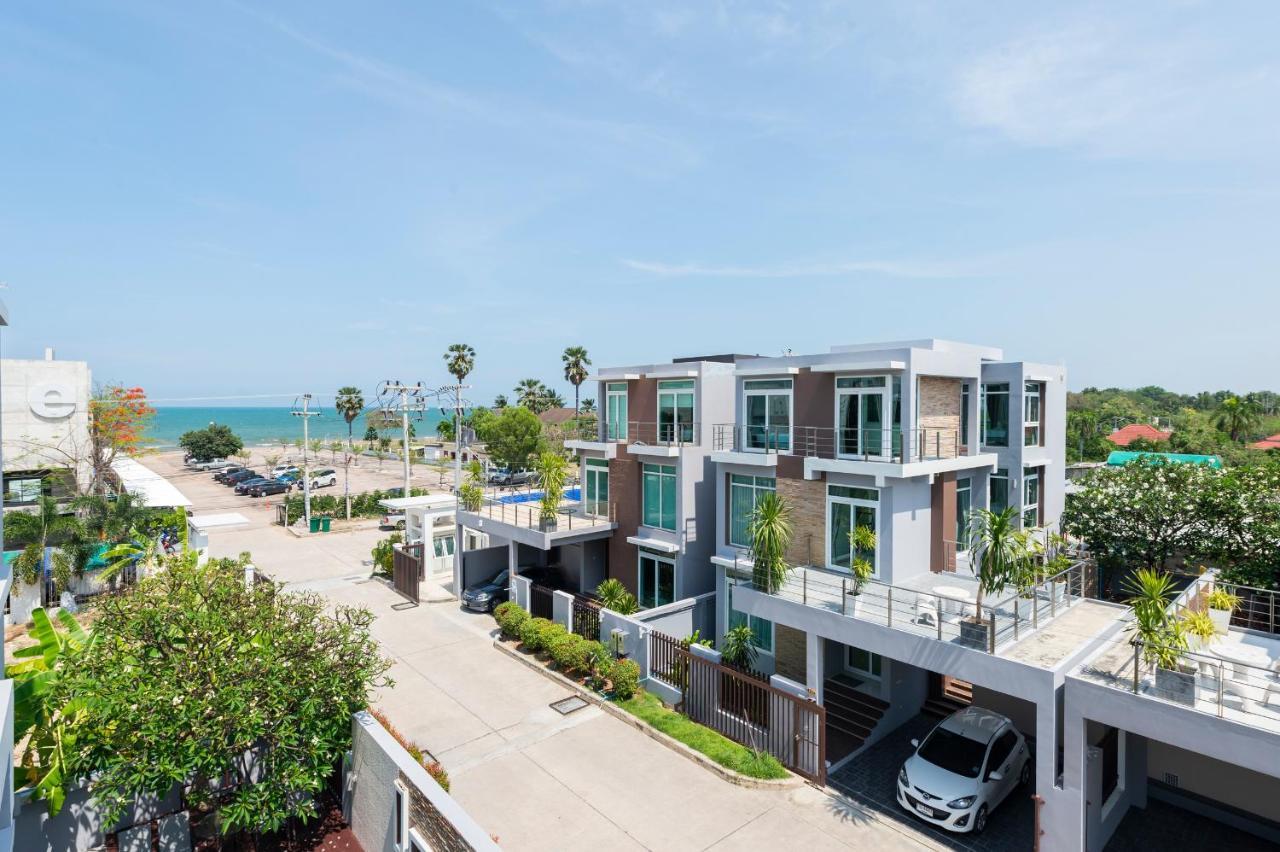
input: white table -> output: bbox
[1208,644,1275,711]
[931,585,975,617]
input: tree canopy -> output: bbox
[485,406,544,471]
[179,423,244,461]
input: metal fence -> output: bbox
[391,543,421,604]
[571,597,602,642]
[648,631,826,784]
[1219,581,1279,635]
[711,424,963,463]
[529,582,554,619]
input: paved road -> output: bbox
[173,454,943,851]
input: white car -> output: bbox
[270,463,299,478]
[194,458,232,471]
[308,468,337,488]
[896,707,1030,834]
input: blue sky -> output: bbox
[3,1,1279,406]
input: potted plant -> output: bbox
[459,460,485,512]
[964,508,1031,649]
[1181,609,1216,651]
[535,451,568,532]
[748,492,793,595]
[721,623,758,672]
[846,524,876,614]
[1124,568,1194,705]
[1206,587,1240,636]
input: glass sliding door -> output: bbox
[638,552,676,609]
[826,485,879,576]
[990,468,1009,515]
[642,463,677,530]
[743,379,792,451]
[956,477,972,549]
[836,377,889,458]
[1022,467,1040,529]
[584,458,609,516]
[981,382,1009,447]
[605,382,628,441]
[729,474,775,547]
[657,380,695,444]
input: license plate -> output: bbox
[915,804,935,818]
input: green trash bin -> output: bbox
[309,517,321,533]
[320,517,332,533]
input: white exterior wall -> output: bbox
[1,357,92,493]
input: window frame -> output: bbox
[638,550,676,609]
[825,484,880,577]
[394,779,409,850]
[641,463,677,531]
[956,476,972,550]
[1023,381,1042,447]
[981,382,1010,447]
[1022,467,1040,529]
[742,378,793,452]
[657,379,696,444]
[846,645,883,680]
[584,457,610,516]
[726,583,774,653]
[834,375,892,458]
[728,473,776,548]
[605,382,628,441]
[960,382,971,446]
[990,468,1010,515]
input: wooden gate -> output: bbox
[649,631,826,784]
[391,544,421,604]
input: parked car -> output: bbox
[461,569,510,612]
[896,707,1030,834]
[485,468,510,485]
[222,469,259,486]
[213,466,247,483]
[188,457,230,470]
[308,468,337,488]
[270,464,299,479]
[248,479,292,497]
[487,468,535,487]
[379,512,406,531]
[234,477,273,495]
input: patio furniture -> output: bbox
[915,598,938,626]
[932,585,974,617]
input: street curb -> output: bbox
[492,639,804,791]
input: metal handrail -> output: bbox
[462,495,616,531]
[710,423,964,463]
[1215,580,1279,635]
[1119,635,1280,727]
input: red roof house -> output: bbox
[1107,423,1171,447]
[1249,433,1280,451]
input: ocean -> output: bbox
[146,407,450,450]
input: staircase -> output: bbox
[823,675,889,761]
[922,677,973,719]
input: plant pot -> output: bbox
[960,618,990,649]
[847,592,861,615]
[539,516,558,532]
[1154,664,1197,706]
[1208,608,1232,635]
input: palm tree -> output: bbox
[1214,396,1261,442]
[335,387,365,445]
[493,394,508,409]
[580,398,596,414]
[444,343,476,384]
[8,496,80,587]
[966,507,1033,620]
[562,345,592,421]
[544,390,566,409]
[1123,568,1186,669]
[515,378,547,411]
[748,492,793,594]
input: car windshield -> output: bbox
[916,727,988,779]
[491,570,509,586]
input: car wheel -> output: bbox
[974,804,988,834]
[1019,759,1031,787]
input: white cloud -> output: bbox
[621,257,972,280]
[951,18,1280,159]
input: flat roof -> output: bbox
[189,512,250,530]
[111,456,192,507]
[379,494,456,511]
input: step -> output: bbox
[921,698,968,719]
[824,699,884,731]
[823,679,890,711]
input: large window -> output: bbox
[638,551,675,609]
[432,534,455,558]
[729,474,776,547]
[642,463,677,530]
[836,376,889,457]
[1024,381,1042,446]
[956,477,972,549]
[960,383,971,446]
[727,584,773,653]
[981,382,1010,447]
[1022,467,1040,528]
[990,468,1009,515]
[584,457,609,516]
[657,379,695,443]
[743,379,792,451]
[605,382,628,440]
[847,646,882,679]
[827,485,879,575]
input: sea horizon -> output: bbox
[145,406,449,450]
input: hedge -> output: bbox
[610,658,641,700]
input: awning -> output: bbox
[111,457,192,508]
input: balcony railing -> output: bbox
[730,555,1088,654]
[711,424,963,463]
[564,420,702,447]
[462,493,616,533]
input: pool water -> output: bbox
[497,488,582,505]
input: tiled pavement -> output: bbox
[1103,797,1278,852]
[828,714,1035,852]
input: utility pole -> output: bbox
[291,394,320,531]
[439,382,471,495]
[379,381,426,498]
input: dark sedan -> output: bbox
[462,569,511,612]
[234,477,273,495]
[247,479,292,497]
[213,466,247,483]
[222,469,259,486]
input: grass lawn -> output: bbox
[615,690,789,780]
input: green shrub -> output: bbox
[548,632,585,672]
[494,602,529,640]
[581,641,611,688]
[537,620,567,654]
[610,658,640,700]
[519,617,552,652]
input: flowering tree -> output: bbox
[89,385,155,493]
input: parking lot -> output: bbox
[829,714,1034,852]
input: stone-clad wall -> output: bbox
[777,476,825,568]
[917,376,962,458]
[774,624,807,682]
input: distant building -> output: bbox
[1,348,93,509]
[1106,422,1170,447]
[1106,450,1223,469]
[1248,433,1280,451]
[536,407,579,427]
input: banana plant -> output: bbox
[7,607,94,816]
[100,527,161,583]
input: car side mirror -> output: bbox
[910,739,919,748]
[988,770,1004,782]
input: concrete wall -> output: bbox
[460,544,507,588]
[14,781,181,852]
[872,658,929,747]
[971,684,1039,736]
[347,711,499,852]
[1,357,93,492]
[1145,738,1280,827]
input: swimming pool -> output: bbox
[497,488,582,505]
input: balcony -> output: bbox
[563,421,703,456]
[456,487,617,550]
[1076,575,1280,733]
[725,553,1092,657]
